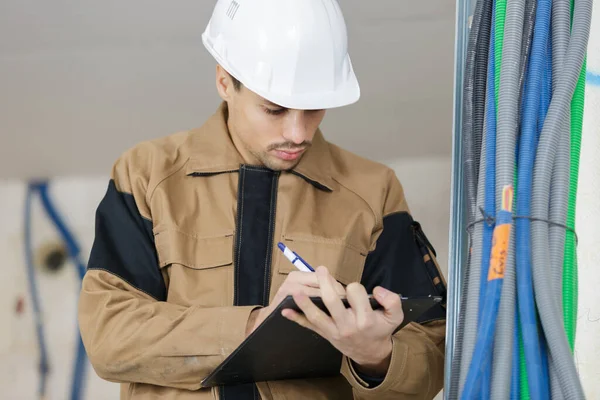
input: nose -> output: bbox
[282,110,310,145]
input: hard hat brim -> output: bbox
[202,34,361,110]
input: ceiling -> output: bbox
[0,0,456,179]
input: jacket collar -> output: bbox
[186,102,335,191]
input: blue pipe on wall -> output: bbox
[25,181,88,400]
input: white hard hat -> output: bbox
[202,0,360,110]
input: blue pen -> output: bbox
[277,242,315,272]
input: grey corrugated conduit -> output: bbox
[490,3,536,398]
[549,362,564,400]
[488,0,526,397]
[455,0,491,394]
[462,0,484,222]
[472,0,494,182]
[549,126,570,312]
[457,115,489,396]
[549,0,570,312]
[490,0,536,400]
[552,0,570,94]
[548,2,571,397]
[464,97,489,392]
[547,127,570,400]
[530,0,592,397]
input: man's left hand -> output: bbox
[281,266,404,377]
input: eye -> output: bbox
[263,107,287,116]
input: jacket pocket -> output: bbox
[276,234,367,286]
[154,228,234,307]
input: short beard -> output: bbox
[248,141,311,171]
[252,149,303,171]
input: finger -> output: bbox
[373,286,404,324]
[334,280,347,297]
[285,271,320,287]
[345,283,373,328]
[274,283,325,308]
[288,284,324,298]
[316,266,351,328]
[293,291,338,338]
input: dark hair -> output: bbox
[231,75,242,91]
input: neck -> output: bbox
[226,117,262,166]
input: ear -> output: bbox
[215,65,236,102]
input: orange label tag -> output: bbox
[488,224,511,281]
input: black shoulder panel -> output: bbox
[87,180,166,301]
[361,212,446,323]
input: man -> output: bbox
[78,0,447,399]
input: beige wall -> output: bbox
[0,177,117,399]
[386,156,452,400]
[387,156,453,280]
[573,3,600,390]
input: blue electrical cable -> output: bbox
[24,185,50,400]
[510,23,534,398]
[26,182,88,400]
[462,22,506,396]
[462,187,514,400]
[515,0,553,397]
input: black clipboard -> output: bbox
[201,294,442,387]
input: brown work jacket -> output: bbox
[78,103,447,400]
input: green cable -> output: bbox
[564,55,586,352]
[519,315,530,398]
[516,171,527,399]
[564,0,586,353]
[494,0,506,108]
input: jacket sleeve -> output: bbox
[78,153,258,391]
[341,170,447,400]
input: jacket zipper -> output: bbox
[263,172,280,305]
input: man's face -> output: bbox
[216,66,326,171]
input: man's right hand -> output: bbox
[245,269,346,337]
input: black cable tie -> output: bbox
[465,207,578,244]
[465,206,496,232]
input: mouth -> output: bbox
[272,148,306,161]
